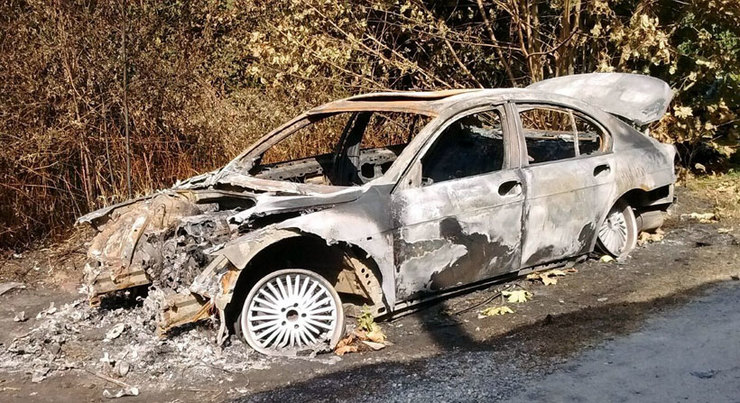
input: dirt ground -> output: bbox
[0,183,738,402]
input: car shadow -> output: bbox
[229,280,729,402]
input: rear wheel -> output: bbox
[597,201,637,258]
[239,269,344,355]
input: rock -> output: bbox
[14,311,27,322]
[31,367,50,383]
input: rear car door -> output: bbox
[390,106,525,301]
[513,103,615,267]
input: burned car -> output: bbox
[78,73,676,355]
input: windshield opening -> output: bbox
[245,111,431,186]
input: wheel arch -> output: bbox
[616,185,673,210]
[611,184,673,232]
[219,229,387,330]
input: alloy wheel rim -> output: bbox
[244,272,339,351]
[599,208,628,255]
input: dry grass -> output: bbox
[683,167,740,222]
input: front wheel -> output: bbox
[239,269,344,355]
[597,201,638,258]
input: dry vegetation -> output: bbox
[1,0,738,250]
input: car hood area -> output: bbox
[76,171,367,329]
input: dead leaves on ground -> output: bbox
[335,306,389,356]
[681,212,718,223]
[526,268,577,285]
[600,255,615,263]
[335,329,388,356]
[502,289,533,303]
[478,288,532,319]
[638,228,665,246]
[477,305,514,318]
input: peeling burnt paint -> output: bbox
[429,218,515,291]
[75,73,678,347]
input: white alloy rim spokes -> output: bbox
[245,273,338,351]
[599,208,628,255]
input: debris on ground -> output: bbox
[35,301,58,319]
[502,290,532,303]
[13,311,27,322]
[526,268,576,285]
[600,255,615,263]
[478,306,514,318]
[335,306,389,356]
[0,291,269,392]
[681,212,718,223]
[0,282,25,296]
[638,228,665,246]
[104,324,126,341]
[87,369,140,399]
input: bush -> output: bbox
[1,0,737,249]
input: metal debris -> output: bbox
[105,324,126,341]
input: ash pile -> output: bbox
[0,288,268,394]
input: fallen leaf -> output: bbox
[527,269,569,285]
[478,306,514,318]
[600,255,615,263]
[541,275,557,286]
[334,317,388,355]
[681,212,717,223]
[360,340,386,351]
[334,345,358,356]
[367,331,385,344]
[638,228,665,246]
[502,290,532,303]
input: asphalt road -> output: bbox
[507,281,740,402]
[243,281,740,402]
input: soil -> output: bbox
[0,184,738,402]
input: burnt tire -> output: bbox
[597,200,638,258]
[239,269,344,356]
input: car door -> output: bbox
[513,103,615,267]
[390,106,525,301]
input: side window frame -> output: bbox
[395,104,518,190]
[513,102,612,167]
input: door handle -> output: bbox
[498,180,522,197]
[593,163,611,177]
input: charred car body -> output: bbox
[78,73,676,355]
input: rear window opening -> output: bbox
[518,105,607,164]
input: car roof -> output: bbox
[308,89,508,116]
[307,88,594,117]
